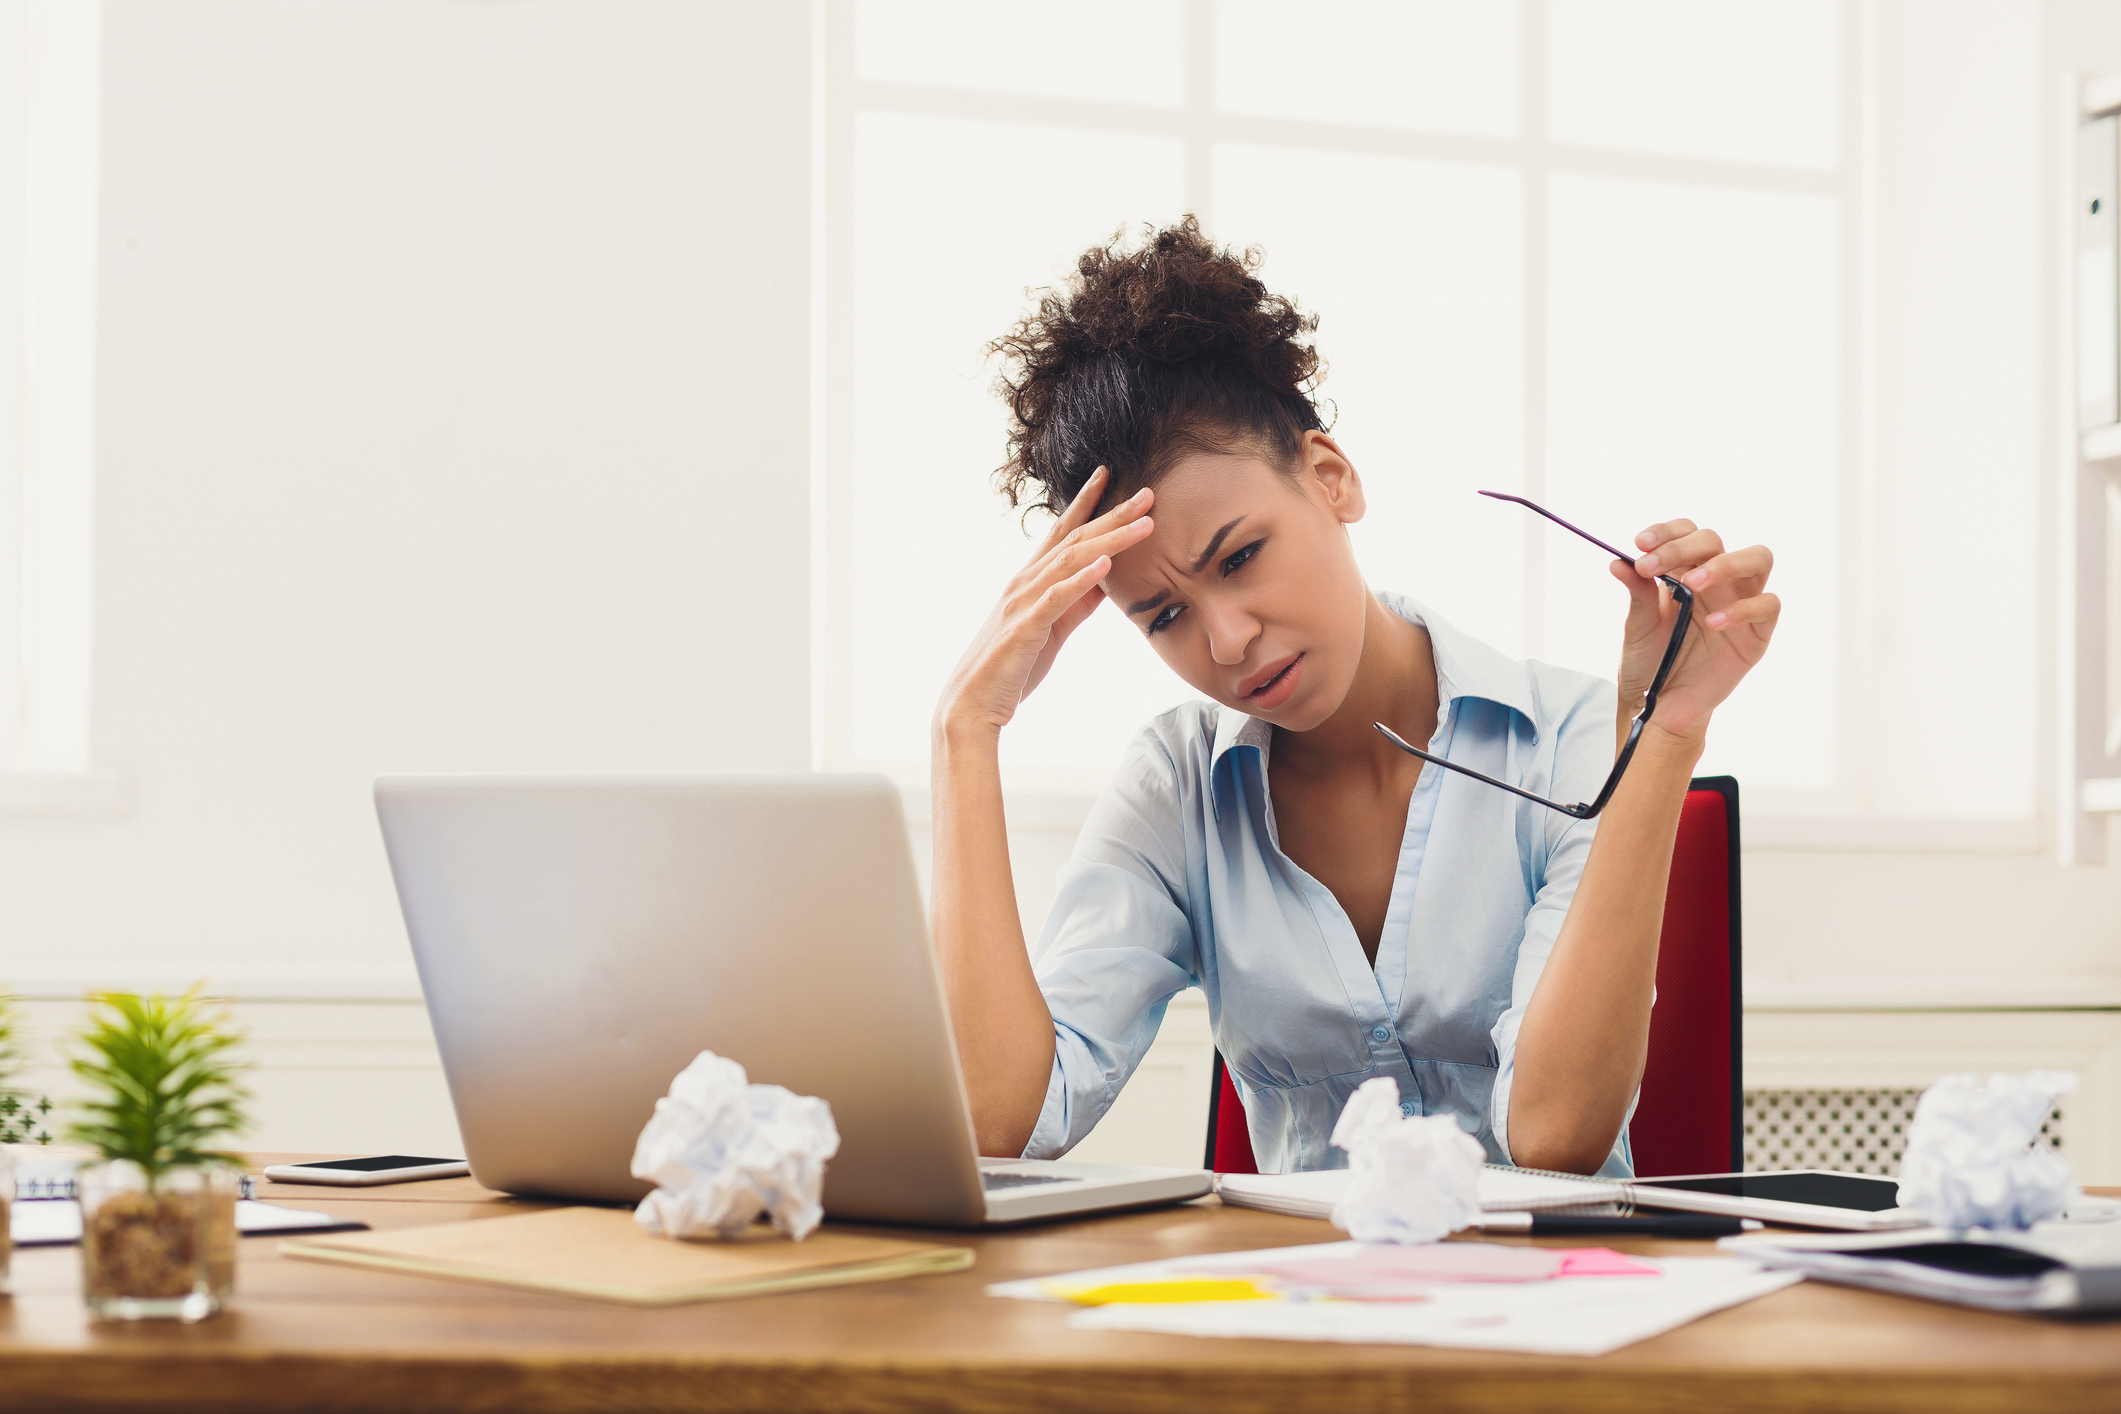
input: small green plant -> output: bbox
[66,989,250,1188]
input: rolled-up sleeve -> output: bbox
[1022,729,1200,1160]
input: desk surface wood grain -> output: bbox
[0,1155,2111,1414]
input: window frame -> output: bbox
[0,0,104,805]
[817,0,1872,823]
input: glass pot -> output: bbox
[77,1160,238,1322]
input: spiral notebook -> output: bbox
[1216,1164,1622,1219]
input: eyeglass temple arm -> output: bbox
[1372,723,1599,820]
[1371,581,1694,821]
[1480,486,1698,737]
[1477,489,1643,565]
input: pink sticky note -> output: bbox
[1553,1247,1661,1278]
[1251,1244,1564,1286]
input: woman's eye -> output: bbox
[1148,605,1183,635]
[1222,541,1263,575]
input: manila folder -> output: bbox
[280,1205,974,1307]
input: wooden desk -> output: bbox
[0,1157,2112,1413]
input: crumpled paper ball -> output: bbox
[630,1050,841,1242]
[1897,1070,2078,1231]
[1326,1075,1485,1244]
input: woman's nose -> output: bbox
[1201,602,1259,666]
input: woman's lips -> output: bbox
[1242,653,1305,711]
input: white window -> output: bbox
[0,0,100,785]
[822,1,2001,825]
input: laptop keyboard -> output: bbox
[981,1171,1081,1191]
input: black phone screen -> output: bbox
[294,1155,460,1172]
[1631,1171,1903,1212]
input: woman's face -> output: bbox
[1103,431,1374,732]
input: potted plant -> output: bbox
[67,989,250,1322]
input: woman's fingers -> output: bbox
[1687,542,1772,587]
[1036,466,1109,555]
[1678,545,1773,607]
[1052,581,1106,638]
[943,475,1152,733]
[1025,502,1153,593]
[1607,557,1664,622]
[1034,554,1112,620]
[1634,525,1722,579]
[1024,484,1152,580]
[1635,519,1697,554]
[1703,591,1780,637]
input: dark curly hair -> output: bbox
[988,215,1325,519]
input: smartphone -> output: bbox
[260,1155,471,1186]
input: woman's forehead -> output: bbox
[1107,459,1298,597]
[1135,451,1289,523]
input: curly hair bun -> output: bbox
[989,215,1324,518]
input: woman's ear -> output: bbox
[1300,430,1366,525]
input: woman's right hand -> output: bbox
[935,466,1156,741]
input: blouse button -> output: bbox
[1369,1025,1391,1042]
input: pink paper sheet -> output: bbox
[1241,1244,1662,1301]
[1248,1244,1563,1286]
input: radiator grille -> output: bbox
[1741,1088,2065,1175]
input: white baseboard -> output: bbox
[6,975,2108,1185]
[7,998,461,1158]
[0,959,425,1003]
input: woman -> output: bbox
[931,218,1778,1177]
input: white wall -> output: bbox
[0,1,813,1153]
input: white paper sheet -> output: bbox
[989,1240,1800,1357]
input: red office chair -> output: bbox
[1204,776,1742,1176]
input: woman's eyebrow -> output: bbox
[1126,517,1249,616]
[1190,517,1246,573]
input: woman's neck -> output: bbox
[1272,593,1439,782]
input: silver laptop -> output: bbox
[374,772,1212,1226]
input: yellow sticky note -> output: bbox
[1046,1277,1277,1307]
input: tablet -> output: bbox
[1625,1170,1925,1231]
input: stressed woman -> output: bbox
[931,218,1778,1177]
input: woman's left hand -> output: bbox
[1609,520,1778,745]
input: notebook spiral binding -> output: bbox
[14,1173,256,1202]
[1483,1161,1615,1186]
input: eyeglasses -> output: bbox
[1372,490,1693,820]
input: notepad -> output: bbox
[279,1206,973,1307]
[12,1198,363,1247]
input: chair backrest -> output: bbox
[1204,776,1742,1174]
[1630,776,1743,1174]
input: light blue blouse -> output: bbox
[1023,592,1635,1178]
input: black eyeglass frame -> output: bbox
[1372,490,1694,820]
